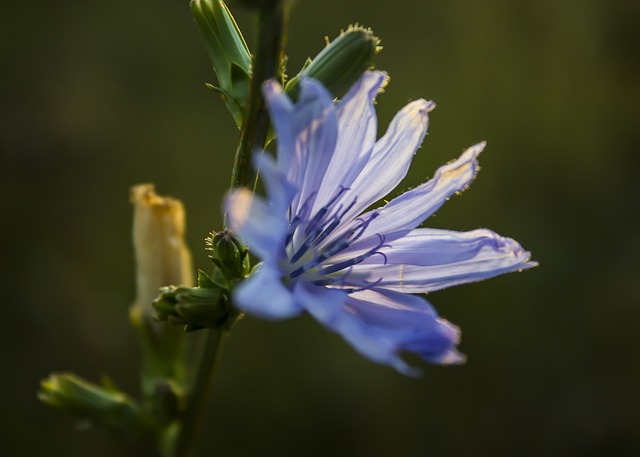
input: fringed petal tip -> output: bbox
[458,141,485,170]
[393,343,466,377]
[225,188,254,231]
[224,188,289,261]
[406,98,435,127]
[424,99,436,113]
[262,78,284,97]
[497,234,538,272]
[451,141,485,177]
[347,70,389,97]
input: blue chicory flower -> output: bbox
[226,71,536,375]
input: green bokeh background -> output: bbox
[2,0,639,455]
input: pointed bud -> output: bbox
[38,373,152,436]
[191,0,252,128]
[206,229,250,285]
[285,25,381,100]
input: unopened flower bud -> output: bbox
[206,229,250,285]
[285,25,381,100]
[38,373,150,436]
[153,274,228,331]
[191,0,252,128]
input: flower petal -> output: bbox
[335,98,434,224]
[264,78,338,216]
[367,228,525,266]
[262,79,295,173]
[253,151,297,214]
[225,189,287,260]
[234,263,302,320]
[348,228,537,293]
[355,142,485,239]
[297,283,463,375]
[311,71,387,215]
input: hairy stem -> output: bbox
[230,0,289,190]
[173,2,289,456]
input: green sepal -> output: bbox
[153,282,229,331]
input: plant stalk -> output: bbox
[173,2,289,456]
[173,329,228,457]
[230,0,289,190]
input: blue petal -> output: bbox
[253,152,297,214]
[334,98,434,226]
[294,280,348,324]
[343,289,465,371]
[347,228,537,293]
[311,71,387,215]
[296,282,463,375]
[225,189,287,260]
[263,78,338,218]
[234,263,303,320]
[352,142,485,240]
[363,228,526,266]
[225,152,297,262]
[262,80,296,173]
[291,80,339,216]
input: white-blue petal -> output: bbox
[262,80,296,174]
[234,263,303,320]
[363,228,523,266]
[296,283,463,375]
[290,79,340,216]
[253,151,297,214]
[348,229,537,293]
[225,189,287,260]
[263,78,338,218]
[311,71,387,215]
[352,142,485,240]
[345,289,464,369]
[333,98,434,227]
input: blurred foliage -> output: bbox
[1,0,639,456]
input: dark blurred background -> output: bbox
[2,0,639,455]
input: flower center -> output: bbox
[285,188,388,288]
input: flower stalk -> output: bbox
[173,2,290,456]
[230,0,289,190]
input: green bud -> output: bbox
[191,0,252,129]
[38,373,152,437]
[206,229,250,285]
[285,25,382,100]
[153,274,229,331]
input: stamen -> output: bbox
[289,188,354,264]
[304,186,349,237]
[290,266,305,278]
[319,234,386,275]
[286,191,317,247]
[345,277,383,293]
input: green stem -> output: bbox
[173,329,228,457]
[172,3,289,456]
[230,0,289,190]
